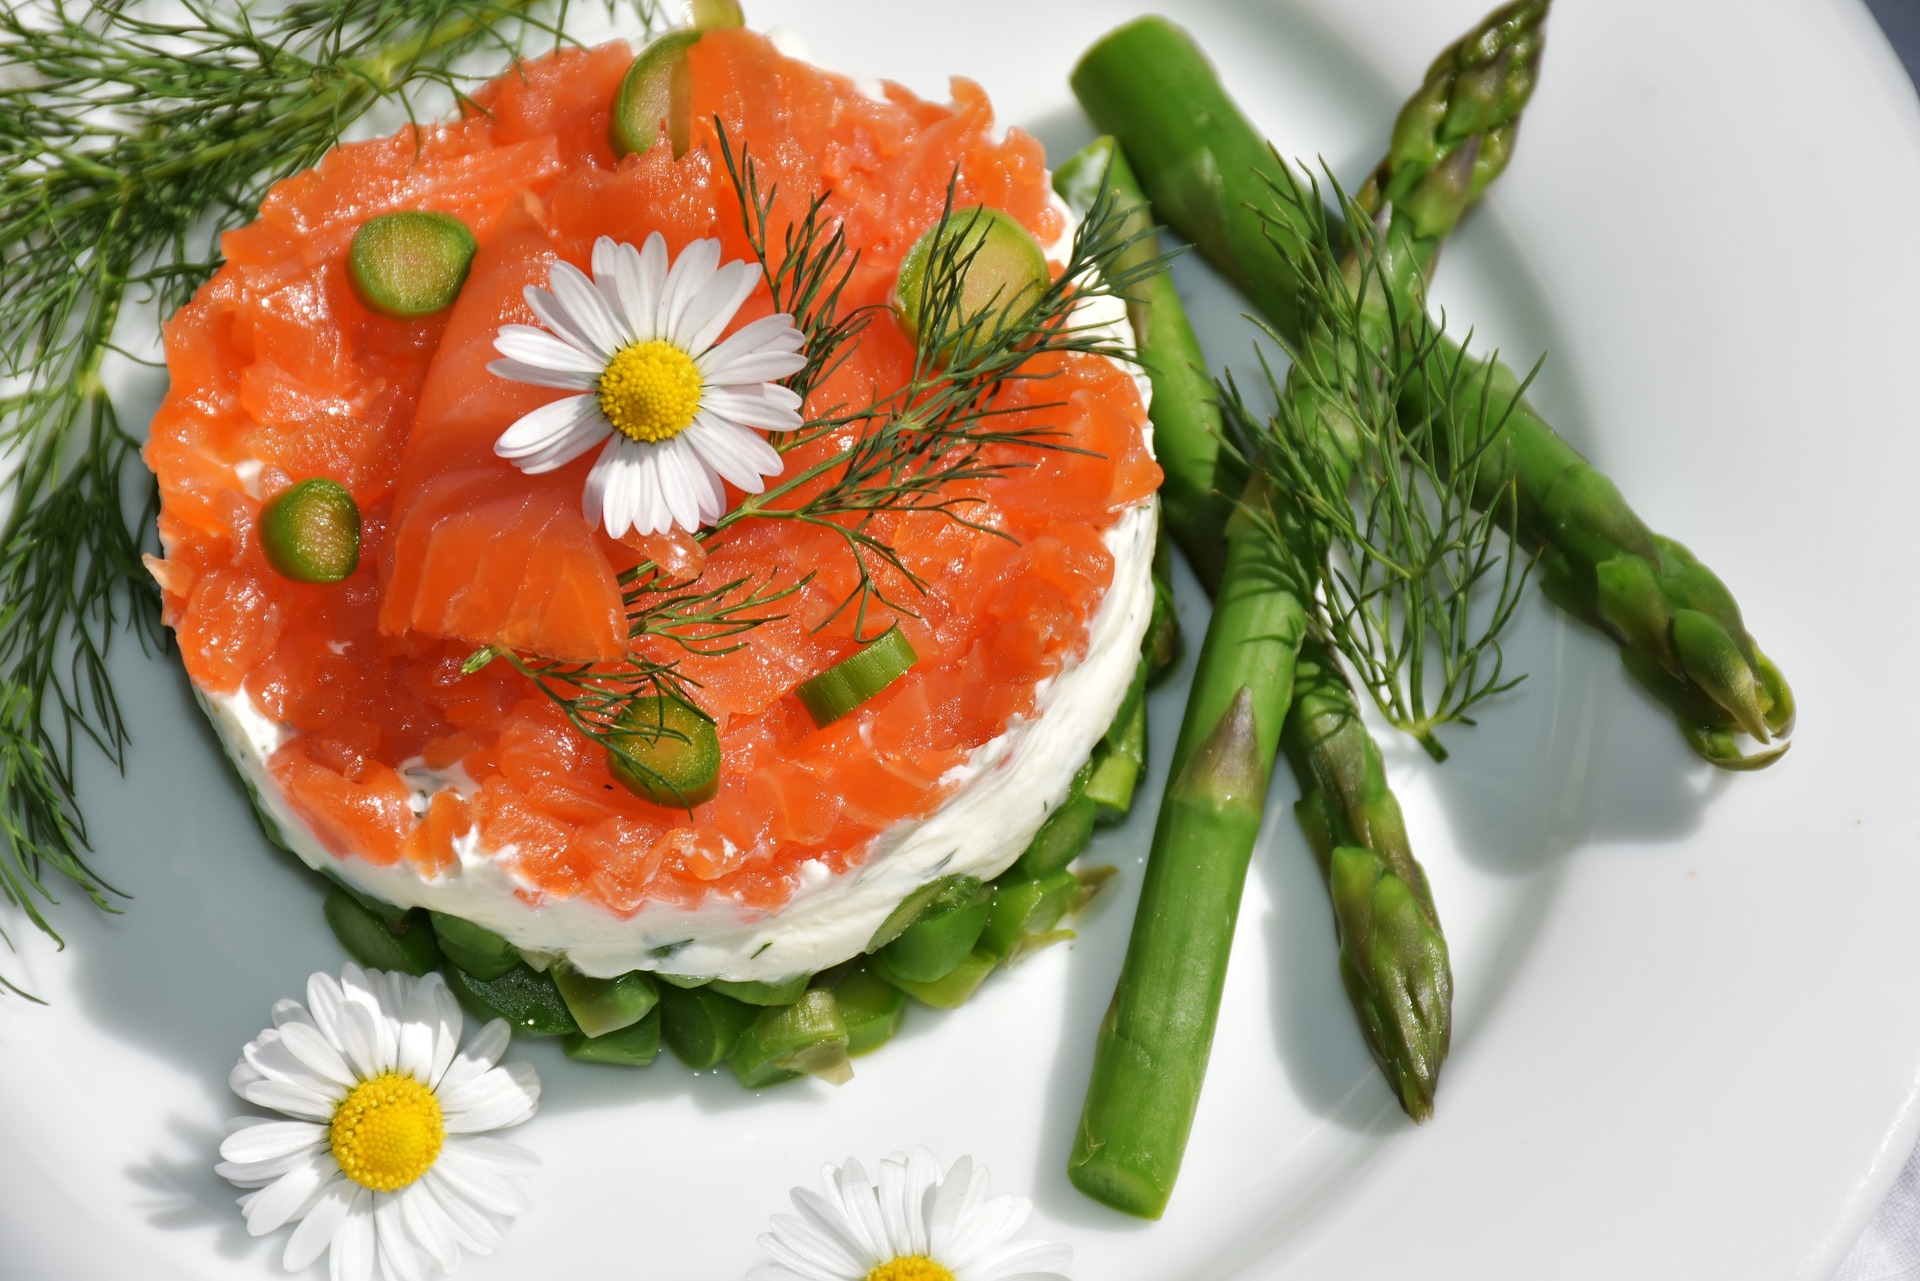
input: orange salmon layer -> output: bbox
[145,30,1158,918]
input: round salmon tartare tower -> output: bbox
[144,22,1159,1049]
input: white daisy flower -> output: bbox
[216,965,541,1281]
[488,232,808,539]
[752,1148,1072,1281]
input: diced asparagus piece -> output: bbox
[832,966,908,1056]
[443,962,580,1037]
[347,211,477,319]
[658,982,759,1068]
[610,29,703,159]
[1144,526,1183,680]
[709,973,810,1006]
[653,972,711,989]
[729,990,853,1088]
[261,479,361,584]
[1013,762,1097,879]
[606,693,721,807]
[979,871,1080,961]
[428,911,519,981]
[876,887,991,983]
[563,1008,662,1067]
[870,946,998,1009]
[552,965,660,1038]
[865,873,983,951]
[323,890,440,976]
[1086,694,1148,824]
[894,205,1049,357]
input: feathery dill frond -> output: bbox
[1227,160,1534,762]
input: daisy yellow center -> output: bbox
[328,1072,444,1193]
[598,339,704,443]
[865,1259,955,1281]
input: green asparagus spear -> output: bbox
[1074,8,1791,768]
[1067,482,1308,1219]
[1282,651,1450,1120]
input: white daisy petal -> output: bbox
[240,1075,339,1123]
[764,1210,869,1277]
[968,1239,1076,1278]
[330,1186,377,1281]
[432,1144,534,1217]
[701,384,806,432]
[493,396,608,475]
[876,1155,915,1259]
[656,436,709,534]
[242,1149,334,1236]
[697,311,809,378]
[904,1147,941,1257]
[679,259,761,354]
[619,232,672,342]
[546,259,631,358]
[491,324,608,378]
[435,1018,511,1095]
[686,416,785,492]
[219,969,540,1281]
[422,1169,507,1255]
[487,356,602,393]
[658,237,722,343]
[271,998,314,1030]
[699,346,809,386]
[374,1192,427,1281]
[394,1181,461,1273]
[440,1063,540,1134]
[276,1020,357,1088]
[219,1119,327,1167]
[283,1178,356,1272]
[582,434,629,537]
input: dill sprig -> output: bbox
[490,130,1162,776]
[0,0,659,992]
[1227,162,1534,761]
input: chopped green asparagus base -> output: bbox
[324,890,440,976]
[870,946,999,1009]
[319,869,411,925]
[658,982,759,1068]
[730,990,851,1088]
[865,873,983,951]
[428,911,519,980]
[564,1009,662,1067]
[710,973,810,1006]
[877,887,992,983]
[980,872,1079,960]
[444,963,580,1037]
[1086,695,1147,824]
[606,694,721,807]
[831,967,908,1056]
[1014,762,1097,880]
[347,211,478,319]
[610,29,703,159]
[552,965,660,1038]
[796,625,919,727]
[653,972,712,989]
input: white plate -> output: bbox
[5,0,1920,1276]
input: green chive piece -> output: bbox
[729,989,852,1088]
[427,912,520,981]
[877,886,992,983]
[261,478,360,584]
[709,972,811,1006]
[833,966,907,1056]
[323,890,440,977]
[893,205,1049,357]
[688,0,745,29]
[610,29,704,159]
[796,625,918,727]
[551,964,660,1038]
[347,210,477,319]
[563,1007,662,1067]
[1086,695,1148,825]
[443,963,580,1037]
[606,693,722,807]
[658,982,759,1068]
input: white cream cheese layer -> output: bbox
[200,202,1158,982]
